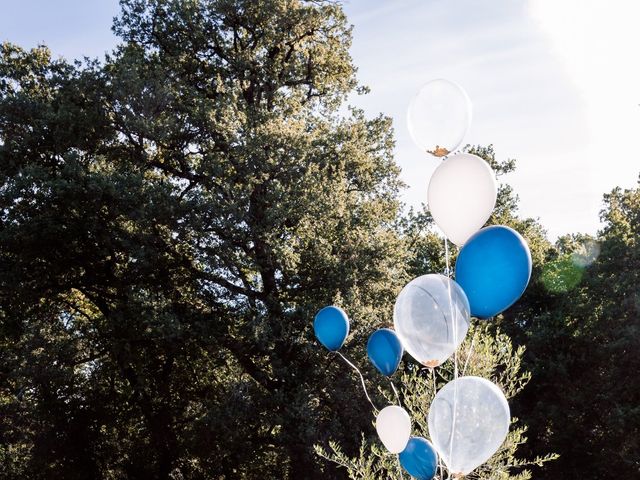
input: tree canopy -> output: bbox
[506,178,640,478]
[1,1,406,477]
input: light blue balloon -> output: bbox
[399,436,438,480]
[367,328,403,376]
[313,306,349,351]
[455,225,532,319]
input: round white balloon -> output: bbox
[394,274,470,368]
[427,153,497,246]
[375,405,412,454]
[428,376,510,476]
[407,79,472,157]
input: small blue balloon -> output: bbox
[455,225,532,319]
[399,436,438,480]
[367,328,403,376]
[313,306,349,351]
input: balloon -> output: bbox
[313,306,349,351]
[394,274,470,367]
[428,153,497,246]
[367,328,403,376]
[428,376,510,476]
[455,226,532,318]
[375,406,411,454]
[407,79,471,157]
[399,436,438,480]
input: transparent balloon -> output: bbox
[428,153,497,246]
[428,376,510,476]
[376,405,411,454]
[393,274,470,367]
[407,79,472,158]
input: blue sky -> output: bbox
[2,0,639,239]
[0,1,119,59]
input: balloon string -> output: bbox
[336,351,378,413]
[430,367,446,480]
[444,237,459,477]
[444,237,458,381]
[389,378,401,407]
[396,455,405,479]
[462,327,479,376]
[444,236,452,278]
[430,366,437,391]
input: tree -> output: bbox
[0,1,406,478]
[506,178,640,478]
[315,324,557,480]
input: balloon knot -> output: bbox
[422,359,440,368]
[427,145,450,157]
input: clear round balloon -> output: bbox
[393,274,470,367]
[428,376,510,476]
[407,79,472,158]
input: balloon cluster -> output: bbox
[313,80,532,479]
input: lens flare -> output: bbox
[541,256,584,294]
[571,240,600,268]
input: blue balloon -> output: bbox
[313,306,349,351]
[367,328,403,376]
[455,225,532,319]
[399,436,438,480]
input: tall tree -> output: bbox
[507,178,640,478]
[0,1,406,478]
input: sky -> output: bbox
[1,0,639,240]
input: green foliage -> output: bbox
[0,1,406,478]
[315,324,557,479]
[539,256,583,294]
[507,178,640,478]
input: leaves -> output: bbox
[0,1,406,478]
[315,324,556,480]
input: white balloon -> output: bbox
[427,153,497,246]
[394,274,470,368]
[407,79,472,157]
[428,377,510,476]
[376,405,412,454]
